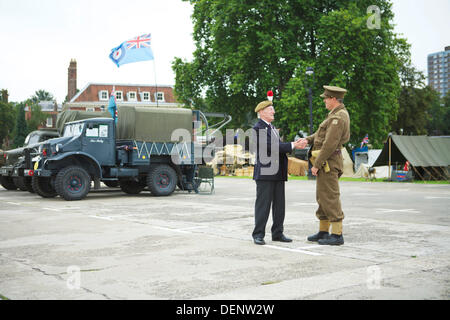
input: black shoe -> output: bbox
[253,237,266,245]
[318,234,344,246]
[272,234,292,243]
[307,231,330,242]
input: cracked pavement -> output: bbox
[0,178,449,300]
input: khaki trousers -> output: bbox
[315,156,344,223]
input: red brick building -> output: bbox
[63,60,181,111]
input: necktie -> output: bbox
[270,124,279,137]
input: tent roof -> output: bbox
[372,134,450,167]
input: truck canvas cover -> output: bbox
[116,106,193,142]
[56,110,112,134]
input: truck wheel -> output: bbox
[13,177,28,191]
[0,176,17,190]
[147,164,177,196]
[32,176,57,198]
[119,180,145,194]
[23,177,34,193]
[55,166,91,201]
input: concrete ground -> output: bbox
[0,177,449,300]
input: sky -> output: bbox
[0,0,449,104]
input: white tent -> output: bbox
[341,148,355,177]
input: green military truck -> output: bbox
[0,129,60,191]
[28,106,222,200]
[0,110,112,192]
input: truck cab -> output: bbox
[0,129,59,191]
[59,118,116,166]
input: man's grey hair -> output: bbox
[337,98,344,103]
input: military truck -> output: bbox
[28,106,220,200]
[0,129,59,191]
[0,110,113,192]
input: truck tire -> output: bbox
[119,180,145,194]
[24,177,34,193]
[13,177,28,191]
[55,166,91,201]
[32,176,57,198]
[147,164,177,196]
[0,176,17,190]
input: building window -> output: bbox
[99,90,109,101]
[115,91,123,101]
[46,117,53,127]
[127,91,137,101]
[141,92,150,101]
[86,107,95,112]
[155,92,165,102]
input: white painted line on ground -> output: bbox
[151,225,192,234]
[88,215,115,221]
[179,225,209,231]
[265,244,323,256]
[223,197,255,201]
[6,202,22,205]
[425,196,450,200]
[376,208,420,213]
[295,245,322,250]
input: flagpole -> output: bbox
[153,59,159,107]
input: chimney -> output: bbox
[67,59,77,101]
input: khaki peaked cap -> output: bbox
[255,100,273,113]
[320,85,347,99]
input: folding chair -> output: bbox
[194,166,215,194]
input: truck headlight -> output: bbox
[56,144,63,153]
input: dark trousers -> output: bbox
[253,180,285,239]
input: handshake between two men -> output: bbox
[291,138,319,176]
[292,138,308,150]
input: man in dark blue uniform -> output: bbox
[252,100,305,245]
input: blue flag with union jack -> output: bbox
[109,33,154,67]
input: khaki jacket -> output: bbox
[306,104,350,170]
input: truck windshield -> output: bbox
[27,134,40,145]
[63,123,84,137]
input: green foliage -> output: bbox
[427,94,450,136]
[174,0,410,147]
[394,86,440,135]
[0,100,15,148]
[0,89,9,103]
[13,103,28,148]
[31,89,54,103]
[26,104,48,132]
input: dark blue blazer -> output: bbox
[253,119,292,181]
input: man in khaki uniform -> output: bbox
[304,85,350,245]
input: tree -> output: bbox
[0,89,9,103]
[13,104,28,148]
[31,90,54,103]
[26,103,48,132]
[391,55,443,136]
[0,100,15,148]
[427,94,450,136]
[174,0,410,147]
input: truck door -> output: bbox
[82,123,115,166]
